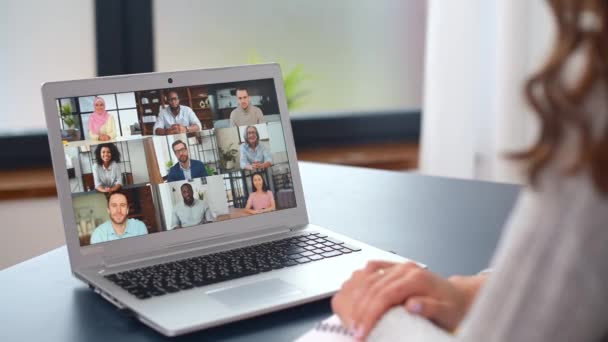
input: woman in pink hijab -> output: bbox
[88,97,116,141]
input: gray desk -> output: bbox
[0,162,520,342]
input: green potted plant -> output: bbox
[247,51,311,110]
[205,164,216,176]
[218,143,239,172]
[60,102,81,141]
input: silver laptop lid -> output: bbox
[41,64,308,271]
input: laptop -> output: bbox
[41,63,415,336]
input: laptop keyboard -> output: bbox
[104,232,362,300]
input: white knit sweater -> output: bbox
[370,84,608,341]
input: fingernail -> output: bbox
[408,302,423,314]
[354,325,365,339]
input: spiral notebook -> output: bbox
[295,315,356,342]
[295,308,452,342]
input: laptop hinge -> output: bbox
[288,224,306,232]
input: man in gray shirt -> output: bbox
[229,87,264,127]
[154,90,202,135]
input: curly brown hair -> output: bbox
[513,0,608,193]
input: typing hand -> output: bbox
[331,261,471,340]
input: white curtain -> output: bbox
[420,0,555,184]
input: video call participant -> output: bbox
[88,97,116,141]
[93,143,122,193]
[244,173,276,215]
[230,87,264,127]
[166,140,208,182]
[90,191,148,244]
[172,183,216,228]
[240,125,273,170]
[153,90,202,135]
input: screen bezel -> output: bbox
[41,63,309,270]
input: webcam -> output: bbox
[168,77,173,84]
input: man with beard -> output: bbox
[166,140,208,182]
[153,90,202,135]
[171,183,216,229]
[90,191,148,244]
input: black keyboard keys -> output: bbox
[104,232,361,299]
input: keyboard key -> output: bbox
[342,244,362,252]
[286,247,307,254]
[322,250,343,258]
[296,257,311,263]
[326,237,344,245]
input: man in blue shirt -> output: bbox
[153,90,202,135]
[90,191,148,244]
[167,140,208,182]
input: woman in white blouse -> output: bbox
[92,143,122,193]
[332,1,608,341]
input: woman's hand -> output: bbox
[331,261,484,340]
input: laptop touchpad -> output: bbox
[207,278,303,308]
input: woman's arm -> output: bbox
[105,116,117,140]
[244,194,258,214]
[261,192,276,212]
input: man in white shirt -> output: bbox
[154,90,202,135]
[171,183,216,229]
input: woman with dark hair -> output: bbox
[331,1,608,341]
[240,125,273,170]
[244,173,275,214]
[93,143,122,193]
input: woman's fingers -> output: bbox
[405,296,460,332]
[332,261,399,330]
[351,262,428,340]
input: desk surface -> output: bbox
[0,162,520,342]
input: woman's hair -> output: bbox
[94,143,121,165]
[513,0,608,193]
[244,125,260,147]
[251,173,269,192]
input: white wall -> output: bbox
[126,139,150,184]
[153,0,426,114]
[267,121,286,153]
[153,136,172,177]
[420,0,553,183]
[0,0,95,133]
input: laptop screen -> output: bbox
[55,78,297,247]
